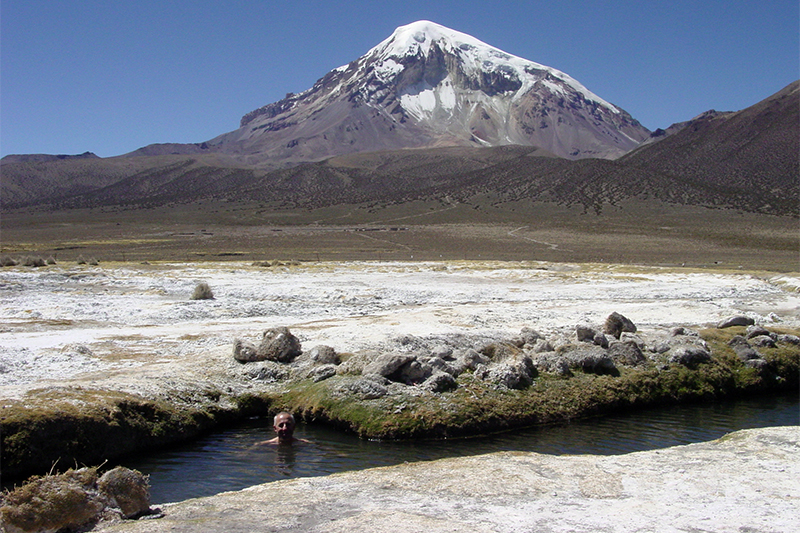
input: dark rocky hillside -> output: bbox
[1,82,797,218]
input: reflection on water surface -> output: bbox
[124,393,799,504]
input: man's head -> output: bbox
[273,412,296,443]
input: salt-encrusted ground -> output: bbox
[1,261,798,395]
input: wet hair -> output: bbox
[274,412,295,425]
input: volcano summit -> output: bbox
[200,20,650,166]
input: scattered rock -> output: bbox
[728,335,760,361]
[242,361,291,382]
[450,348,491,375]
[717,315,755,328]
[343,377,389,399]
[745,325,773,340]
[604,312,637,339]
[576,325,598,343]
[777,334,800,345]
[608,340,646,367]
[421,371,457,393]
[750,335,777,348]
[306,364,337,382]
[668,345,712,367]
[232,339,259,363]
[561,346,618,375]
[744,358,770,370]
[300,345,340,366]
[362,353,416,378]
[256,327,302,363]
[670,326,698,337]
[534,352,573,376]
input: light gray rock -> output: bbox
[534,352,573,376]
[301,345,340,366]
[362,353,416,378]
[450,348,491,376]
[342,377,388,399]
[306,364,337,382]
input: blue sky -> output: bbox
[2,0,798,158]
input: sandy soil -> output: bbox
[2,260,798,396]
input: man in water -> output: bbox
[262,412,308,445]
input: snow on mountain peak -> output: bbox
[366,20,618,114]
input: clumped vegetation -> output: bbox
[190,281,215,300]
[22,256,46,267]
[0,466,152,531]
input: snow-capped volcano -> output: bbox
[208,20,650,165]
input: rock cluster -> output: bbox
[231,313,794,398]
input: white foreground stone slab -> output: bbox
[96,426,799,533]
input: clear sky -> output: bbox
[2,0,798,158]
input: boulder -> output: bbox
[717,315,755,328]
[745,325,773,340]
[474,358,536,389]
[392,359,434,385]
[608,340,646,367]
[343,377,389,399]
[728,335,760,361]
[421,371,458,393]
[336,350,379,375]
[670,326,698,337]
[744,358,770,370]
[750,335,777,348]
[480,342,523,363]
[301,345,340,366]
[530,339,554,353]
[561,346,618,375]
[306,364,337,383]
[256,327,302,363]
[450,348,491,376]
[576,325,597,343]
[517,327,544,346]
[604,312,637,339]
[97,467,151,519]
[594,333,610,348]
[777,334,800,346]
[668,345,712,367]
[232,339,259,363]
[534,353,573,376]
[362,353,416,378]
